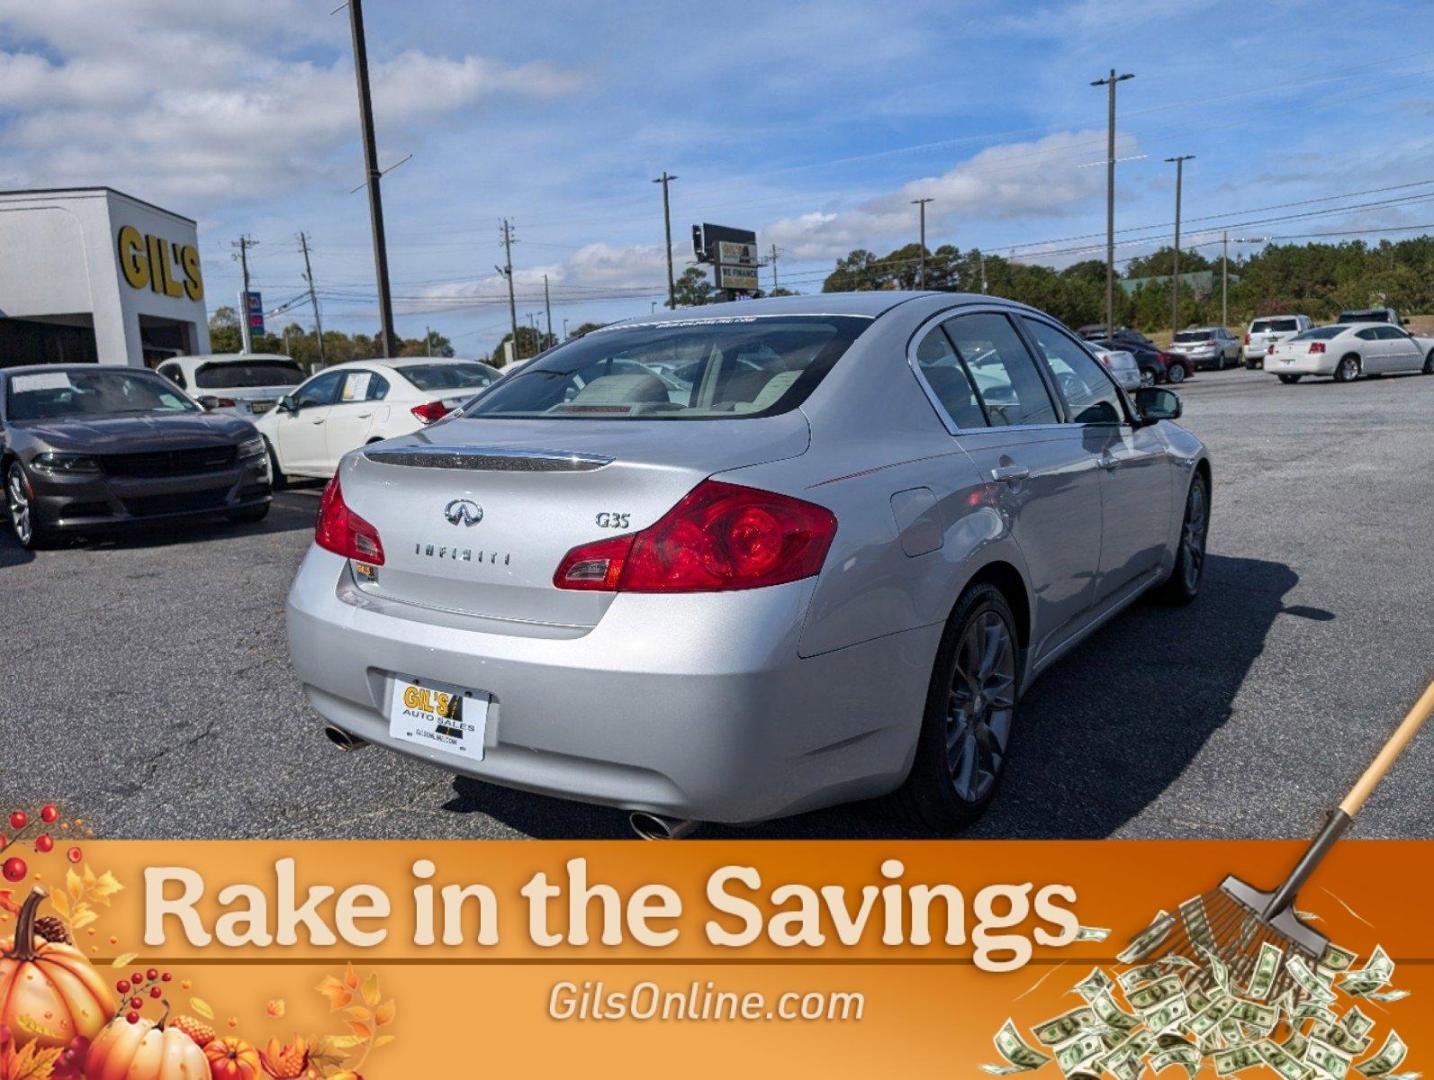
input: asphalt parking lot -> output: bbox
[2,367,1432,840]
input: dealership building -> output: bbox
[0,187,210,368]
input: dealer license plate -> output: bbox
[388,676,490,763]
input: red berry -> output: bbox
[116,980,130,994]
[161,972,172,982]
[131,972,143,986]
[129,997,143,1010]
[146,968,159,981]
[40,805,58,824]
[149,986,162,999]
[0,834,7,848]
[66,846,82,864]
[126,1012,139,1025]
[35,835,54,853]
[2,857,26,883]
[8,811,26,831]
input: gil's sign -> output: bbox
[117,225,204,301]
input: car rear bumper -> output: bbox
[29,455,271,532]
[285,546,937,823]
[1269,354,1336,376]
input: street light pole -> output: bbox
[911,197,933,288]
[1091,70,1134,341]
[653,172,678,309]
[1165,154,1195,339]
[345,0,397,356]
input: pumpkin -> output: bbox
[0,887,114,1050]
[204,1036,263,1080]
[84,1014,209,1080]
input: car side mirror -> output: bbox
[197,395,220,411]
[278,395,299,415]
[1134,387,1181,425]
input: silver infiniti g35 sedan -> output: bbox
[286,292,1210,834]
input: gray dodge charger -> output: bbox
[2,365,272,548]
[285,293,1209,835]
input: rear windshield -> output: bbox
[195,359,304,389]
[1173,330,1215,342]
[399,362,500,392]
[1337,311,1391,324]
[461,316,871,420]
[1251,318,1299,333]
[6,369,199,421]
[1293,327,1345,341]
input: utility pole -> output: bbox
[297,231,326,368]
[344,0,397,356]
[978,250,988,294]
[768,244,781,293]
[543,274,553,345]
[562,317,569,340]
[653,172,678,308]
[425,325,432,357]
[910,197,933,288]
[1165,154,1195,338]
[1221,230,1229,330]
[232,235,258,354]
[1091,70,1134,341]
[498,218,519,360]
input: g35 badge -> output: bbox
[595,512,631,529]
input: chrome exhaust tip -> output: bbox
[323,725,367,752]
[628,811,697,840]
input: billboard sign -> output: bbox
[693,223,759,294]
[243,290,265,336]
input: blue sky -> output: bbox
[4,0,1434,354]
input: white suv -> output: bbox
[1242,315,1312,369]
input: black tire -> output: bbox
[264,438,287,491]
[1167,362,1188,384]
[226,503,271,525]
[1333,354,1361,383]
[5,460,54,550]
[1277,374,1302,384]
[1156,472,1209,606]
[1423,350,1434,375]
[897,583,1022,833]
[1140,367,1158,387]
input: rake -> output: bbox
[1136,677,1434,1003]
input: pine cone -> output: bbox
[33,915,70,944]
[171,1015,216,1048]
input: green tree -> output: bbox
[569,321,607,338]
[208,306,242,353]
[674,266,717,306]
[489,326,555,365]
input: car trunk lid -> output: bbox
[338,413,811,628]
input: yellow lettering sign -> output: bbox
[117,225,148,289]
[117,227,204,302]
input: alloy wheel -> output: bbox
[1339,357,1359,382]
[1168,363,1186,384]
[945,609,1016,803]
[7,465,32,546]
[1181,479,1208,593]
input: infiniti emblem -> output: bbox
[443,498,483,527]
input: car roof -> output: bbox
[1,364,165,378]
[173,353,298,364]
[602,290,958,328]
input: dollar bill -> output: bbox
[1118,911,1176,965]
[1056,1033,1107,1076]
[1214,1044,1264,1076]
[1179,895,1217,952]
[1186,985,1212,1015]
[1259,1039,1313,1080]
[1119,962,1173,992]
[1075,925,1112,942]
[1288,955,1339,1005]
[984,1018,1053,1074]
[1187,997,1236,1039]
[1073,967,1114,1002]
[1362,989,1409,1004]
[1284,1032,1310,1059]
[1295,1001,1339,1028]
[1151,1044,1200,1078]
[1199,945,1232,994]
[1128,975,1185,1014]
[1319,943,1358,973]
[1090,991,1141,1034]
[1246,941,1284,1001]
[1340,946,1394,996]
[1355,1032,1407,1078]
[1228,999,1279,1034]
[1146,996,1191,1035]
[1342,1007,1375,1040]
[1312,1021,1372,1057]
[1307,1037,1354,1080]
[1033,1006,1099,1047]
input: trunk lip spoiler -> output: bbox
[362,445,614,472]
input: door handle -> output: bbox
[357,412,373,419]
[991,464,1030,484]
[1098,454,1120,471]
[311,418,326,425]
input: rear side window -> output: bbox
[339,370,388,402]
[1020,317,1123,425]
[914,328,987,429]
[941,313,1059,427]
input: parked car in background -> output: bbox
[254,358,501,482]
[157,354,305,417]
[1337,307,1402,326]
[1267,323,1434,383]
[1079,326,1159,352]
[1083,341,1142,392]
[1089,338,1192,385]
[1,365,271,548]
[1242,315,1312,369]
[286,292,1210,834]
[1172,327,1241,370]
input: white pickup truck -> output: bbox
[1242,315,1311,369]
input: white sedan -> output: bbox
[254,358,500,481]
[1267,323,1434,384]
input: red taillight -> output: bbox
[315,474,385,565]
[1244,333,1251,345]
[1156,351,1173,362]
[554,480,837,593]
[1309,342,1326,354]
[410,400,450,424]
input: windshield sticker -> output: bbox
[10,372,73,393]
[343,372,372,401]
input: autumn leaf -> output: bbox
[316,975,353,1011]
[189,997,215,1021]
[342,1006,371,1025]
[360,973,381,1008]
[71,908,98,931]
[344,1020,372,1040]
[373,1033,396,1049]
[47,892,69,920]
[265,999,286,1019]
[65,869,83,904]
[0,891,19,917]
[3,1041,64,1080]
[342,963,359,990]
[111,952,138,968]
[373,1000,395,1027]
[86,869,124,905]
